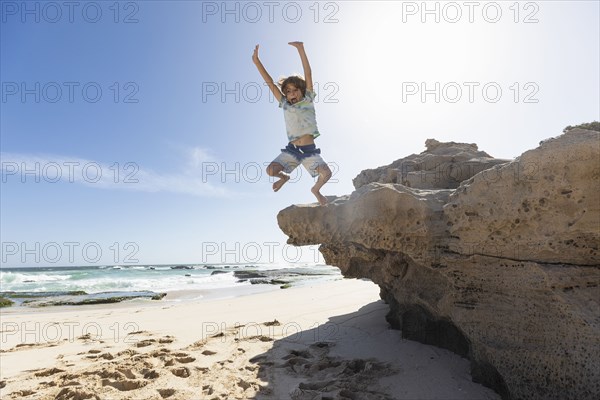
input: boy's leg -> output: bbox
[269,150,300,192]
[266,162,290,192]
[310,164,332,206]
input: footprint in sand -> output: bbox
[142,369,160,379]
[283,350,312,360]
[186,340,206,349]
[116,369,136,379]
[55,387,100,400]
[34,367,65,377]
[237,378,253,391]
[127,330,147,335]
[4,342,60,353]
[263,319,281,326]
[60,373,80,381]
[309,341,335,351]
[281,349,315,372]
[159,336,174,344]
[281,344,396,400]
[135,339,156,348]
[157,388,176,398]
[175,356,196,364]
[117,349,138,358]
[170,367,190,378]
[59,380,81,387]
[101,378,147,391]
[94,369,124,380]
[10,389,36,397]
[283,356,312,371]
[246,335,274,343]
[99,353,114,360]
[150,348,171,359]
[164,358,175,367]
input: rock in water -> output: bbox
[277,128,600,400]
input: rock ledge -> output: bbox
[278,128,600,400]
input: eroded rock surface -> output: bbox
[353,138,509,190]
[277,129,600,400]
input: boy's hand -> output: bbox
[252,44,283,103]
[252,44,260,64]
[289,41,312,91]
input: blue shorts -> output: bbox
[272,143,327,178]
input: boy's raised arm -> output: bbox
[252,45,283,103]
[288,42,313,92]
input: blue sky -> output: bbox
[1,1,599,267]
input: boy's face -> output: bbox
[283,84,302,104]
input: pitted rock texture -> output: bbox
[445,131,600,265]
[353,138,509,190]
[277,129,600,400]
[280,185,451,265]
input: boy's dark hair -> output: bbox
[278,75,306,97]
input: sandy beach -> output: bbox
[0,278,500,399]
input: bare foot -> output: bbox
[311,186,328,206]
[273,175,290,192]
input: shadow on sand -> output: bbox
[248,300,501,400]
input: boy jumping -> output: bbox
[252,42,331,206]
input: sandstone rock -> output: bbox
[279,185,451,264]
[353,138,508,190]
[445,128,600,265]
[277,129,600,400]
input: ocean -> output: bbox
[0,263,342,307]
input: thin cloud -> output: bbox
[187,146,217,170]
